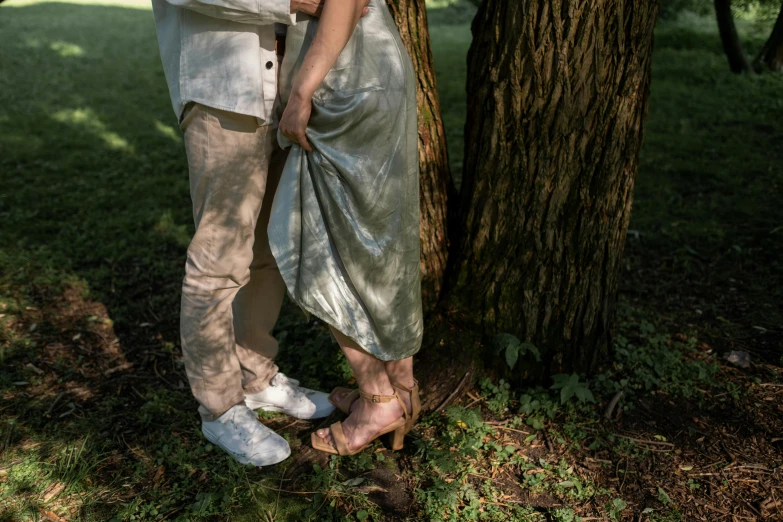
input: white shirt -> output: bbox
[151,0,296,124]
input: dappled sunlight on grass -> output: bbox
[153,210,191,248]
[154,120,182,144]
[24,38,86,57]
[0,0,781,520]
[53,109,133,151]
[49,41,86,58]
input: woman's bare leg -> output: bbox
[384,357,414,414]
[332,356,415,415]
[315,327,404,450]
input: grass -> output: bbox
[1,1,782,521]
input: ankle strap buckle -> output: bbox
[359,390,395,403]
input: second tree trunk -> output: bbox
[448,0,660,377]
[756,2,783,71]
[715,0,753,73]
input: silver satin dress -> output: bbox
[268,0,423,361]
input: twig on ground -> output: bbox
[604,391,624,420]
[274,474,284,520]
[153,358,177,388]
[494,426,531,435]
[435,371,470,413]
[44,392,64,418]
[277,419,304,431]
[464,393,484,408]
[614,433,675,447]
[697,500,731,516]
[255,482,320,495]
[104,362,133,376]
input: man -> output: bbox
[150,0,366,467]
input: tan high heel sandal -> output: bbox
[328,380,420,434]
[392,379,420,434]
[311,390,408,455]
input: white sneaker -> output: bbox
[244,372,335,420]
[201,404,291,467]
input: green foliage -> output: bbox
[1,3,781,521]
[413,407,605,522]
[425,0,477,27]
[659,0,781,20]
[518,389,560,430]
[494,333,541,371]
[657,487,674,507]
[550,374,595,405]
[608,498,628,521]
[593,313,718,409]
[479,377,513,414]
[550,508,578,522]
[659,0,713,19]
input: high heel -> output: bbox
[329,379,420,429]
[311,389,408,456]
[388,423,406,451]
[391,379,420,434]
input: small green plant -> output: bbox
[657,486,673,506]
[479,377,513,414]
[608,498,627,521]
[495,333,541,370]
[303,458,382,521]
[597,314,718,406]
[518,389,560,430]
[551,507,578,522]
[551,374,595,405]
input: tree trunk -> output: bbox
[447,0,660,378]
[386,0,455,311]
[755,1,783,71]
[715,0,753,73]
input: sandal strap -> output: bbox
[330,422,351,456]
[358,389,399,403]
[358,389,409,421]
[390,379,418,393]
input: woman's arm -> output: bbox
[279,0,368,151]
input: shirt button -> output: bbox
[265,61,274,70]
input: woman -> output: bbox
[267,0,423,455]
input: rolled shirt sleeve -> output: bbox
[163,0,297,26]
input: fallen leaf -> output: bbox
[25,363,44,375]
[153,465,165,489]
[39,509,66,522]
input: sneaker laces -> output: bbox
[270,373,310,402]
[230,407,270,444]
[270,372,300,387]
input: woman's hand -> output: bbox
[282,0,366,153]
[279,92,314,152]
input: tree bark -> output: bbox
[715,0,753,73]
[447,0,660,378]
[756,1,783,71]
[386,0,455,311]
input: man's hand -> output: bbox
[291,0,370,18]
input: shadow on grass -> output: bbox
[0,3,347,520]
[1,2,782,521]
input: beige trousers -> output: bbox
[179,103,288,421]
